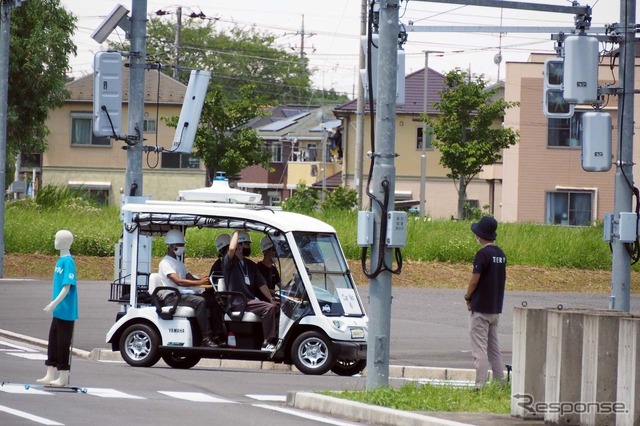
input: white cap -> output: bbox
[215,233,231,251]
[165,229,185,245]
[237,231,251,244]
[260,236,274,252]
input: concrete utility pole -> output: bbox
[420,51,442,216]
[366,0,399,391]
[172,6,181,80]
[610,0,636,312]
[124,0,147,198]
[354,0,367,208]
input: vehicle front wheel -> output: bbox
[291,330,336,375]
[161,354,201,369]
[331,359,366,376]
[119,323,161,367]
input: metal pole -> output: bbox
[610,0,635,312]
[354,0,367,208]
[366,0,398,391]
[322,114,326,200]
[172,6,181,80]
[419,51,441,216]
[0,0,10,277]
[124,0,147,198]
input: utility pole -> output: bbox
[420,51,442,216]
[173,6,182,80]
[354,0,367,208]
[366,0,399,391]
[610,0,636,312]
[124,0,147,198]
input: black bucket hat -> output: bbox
[471,216,498,241]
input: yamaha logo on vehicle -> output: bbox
[321,304,331,313]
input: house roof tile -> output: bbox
[333,67,445,115]
[66,66,187,104]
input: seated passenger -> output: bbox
[223,230,279,351]
[257,236,282,302]
[208,233,230,280]
[158,229,224,348]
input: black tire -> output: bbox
[290,330,336,375]
[331,359,366,376]
[161,354,201,369]
[119,323,161,367]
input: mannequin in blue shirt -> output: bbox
[37,230,78,387]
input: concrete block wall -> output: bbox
[512,308,635,426]
[511,307,547,419]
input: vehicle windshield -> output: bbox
[291,232,364,317]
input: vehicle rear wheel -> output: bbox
[331,359,366,376]
[161,354,201,369]
[119,323,161,367]
[291,330,336,375]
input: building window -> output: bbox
[143,119,157,133]
[416,127,432,150]
[268,191,282,206]
[161,152,200,169]
[270,142,283,162]
[71,113,110,146]
[548,110,585,148]
[546,191,593,226]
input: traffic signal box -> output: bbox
[543,58,574,118]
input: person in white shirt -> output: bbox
[158,229,222,348]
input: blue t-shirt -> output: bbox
[52,255,78,321]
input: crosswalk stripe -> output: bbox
[8,353,47,360]
[85,388,145,399]
[158,391,235,403]
[246,394,287,402]
[254,404,361,426]
[0,384,52,395]
[0,341,37,352]
[0,404,62,425]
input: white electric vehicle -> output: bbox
[106,198,368,376]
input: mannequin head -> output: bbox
[54,230,74,252]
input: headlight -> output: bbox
[350,327,365,339]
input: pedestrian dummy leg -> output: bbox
[49,323,74,388]
[37,366,56,385]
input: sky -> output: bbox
[60,0,628,98]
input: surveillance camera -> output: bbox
[90,4,130,44]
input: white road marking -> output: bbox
[0,340,38,352]
[0,404,62,425]
[158,391,235,403]
[254,404,361,426]
[84,388,145,399]
[246,394,287,402]
[0,384,52,395]
[8,353,47,360]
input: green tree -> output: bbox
[322,186,358,211]
[9,0,76,156]
[281,183,319,214]
[427,70,518,219]
[166,84,271,181]
[112,17,316,104]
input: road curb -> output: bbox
[286,392,473,426]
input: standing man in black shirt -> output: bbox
[464,216,506,388]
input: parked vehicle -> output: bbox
[106,198,368,376]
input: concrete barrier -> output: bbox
[544,309,586,425]
[616,317,640,426]
[511,307,548,419]
[580,311,628,426]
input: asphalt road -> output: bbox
[1,279,636,369]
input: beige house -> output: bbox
[334,68,504,219]
[38,69,207,205]
[502,53,619,224]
